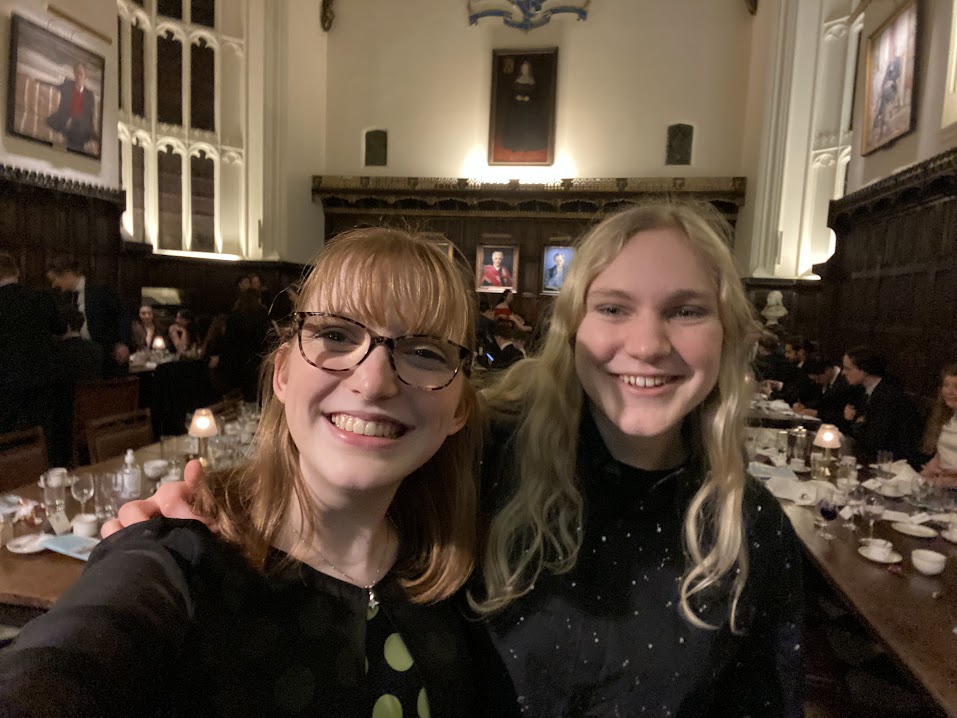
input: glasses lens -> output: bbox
[300,315,370,370]
[394,337,461,389]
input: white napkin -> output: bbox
[766,477,833,504]
[882,509,911,523]
[749,462,797,480]
[767,400,791,412]
[891,462,919,482]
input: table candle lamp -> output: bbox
[152,336,166,351]
[812,424,842,479]
[188,408,219,464]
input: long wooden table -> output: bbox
[0,442,164,609]
[784,496,957,716]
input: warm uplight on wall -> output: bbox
[459,147,578,184]
[155,248,243,262]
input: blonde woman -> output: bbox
[920,362,957,486]
[0,230,498,717]
[102,203,804,716]
[473,201,803,716]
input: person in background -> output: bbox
[45,62,97,153]
[201,314,229,397]
[0,229,497,717]
[0,252,59,453]
[131,304,163,352]
[842,346,920,464]
[50,306,104,466]
[222,288,271,402]
[792,355,860,429]
[168,309,198,355]
[267,284,299,336]
[46,255,131,376]
[485,321,526,371]
[491,289,531,332]
[920,362,957,487]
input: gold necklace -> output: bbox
[293,522,394,610]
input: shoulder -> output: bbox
[742,478,800,553]
[92,517,243,572]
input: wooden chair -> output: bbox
[0,427,48,492]
[72,377,141,466]
[207,388,245,424]
[85,409,154,464]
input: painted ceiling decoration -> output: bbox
[467,0,590,31]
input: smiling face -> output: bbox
[942,374,957,411]
[139,306,153,324]
[274,293,468,499]
[574,228,723,461]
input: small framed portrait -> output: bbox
[5,14,106,160]
[488,48,558,166]
[476,242,519,293]
[541,244,574,294]
[861,0,918,156]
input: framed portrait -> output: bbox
[488,48,557,166]
[476,241,519,293]
[5,14,105,160]
[541,244,574,295]
[861,1,918,156]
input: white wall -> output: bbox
[323,0,755,182]
[845,0,956,193]
[0,0,118,188]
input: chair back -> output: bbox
[85,409,154,464]
[0,427,48,492]
[73,377,140,466]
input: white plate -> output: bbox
[875,485,908,498]
[891,522,938,538]
[858,545,902,564]
[6,533,52,554]
[941,530,957,544]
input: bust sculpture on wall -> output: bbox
[761,290,788,326]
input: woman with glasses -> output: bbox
[0,229,498,717]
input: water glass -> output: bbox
[93,472,121,521]
[876,450,894,478]
[40,468,67,515]
[861,495,884,540]
[70,474,95,515]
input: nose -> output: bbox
[347,344,401,399]
[623,311,671,361]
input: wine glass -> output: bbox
[838,484,863,531]
[70,474,94,515]
[815,495,841,540]
[861,495,884,541]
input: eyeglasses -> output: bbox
[293,312,471,391]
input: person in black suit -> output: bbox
[47,255,131,377]
[0,252,60,452]
[842,346,920,464]
[486,320,527,371]
[45,63,98,153]
[791,356,861,430]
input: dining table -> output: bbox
[0,442,165,610]
[771,459,957,716]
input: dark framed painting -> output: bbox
[6,14,105,160]
[488,48,557,166]
[541,243,574,295]
[476,240,519,293]
[861,0,918,156]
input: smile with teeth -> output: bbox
[329,414,407,439]
[619,374,674,388]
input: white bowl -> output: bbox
[143,459,169,480]
[911,549,946,576]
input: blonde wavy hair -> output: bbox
[473,200,763,630]
[192,228,483,604]
[921,362,957,454]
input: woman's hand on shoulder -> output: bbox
[100,459,216,538]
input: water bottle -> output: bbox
[119,449,142,500]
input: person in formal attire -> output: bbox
[168,309,199,355]
[50,306,104,466]
[222,288,272,402]
[45,62,98,153]
[543,251,566,291]
[0,228,497,717]
[842,346,920,464]
[131,304,163,352]
[108,202,804,716]
[920,362,957,486]
[0,252,59,451]
[490,289,530,331]
[485,321,526,371]
[792,355,860,429]
[46,255,130,376]
[481,250,513,288]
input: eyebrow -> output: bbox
[588,288,715,304]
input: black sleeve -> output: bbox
[0,519,212,718]
[710,484,805,718]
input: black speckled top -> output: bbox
[480,411,805,717]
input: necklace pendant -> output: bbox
[367,586,379,610]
